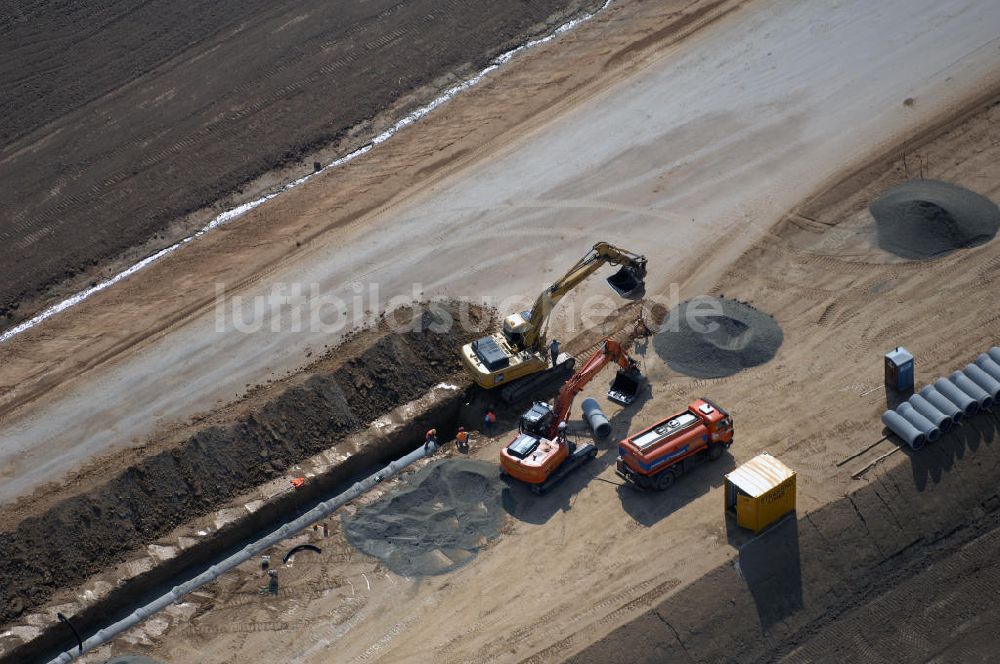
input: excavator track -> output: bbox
[530,443,597,495]
[499,355,576,404]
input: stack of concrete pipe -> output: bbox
[881,346,1000,450]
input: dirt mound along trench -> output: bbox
[0,305,484,626]
[870,179,1000,259]
[653,297,783,379]
[343,459,504,577]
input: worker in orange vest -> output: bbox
[456,426,470,453]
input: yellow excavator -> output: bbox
[460,242,647,401]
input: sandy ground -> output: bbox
[109,82,1000,664]
[1,0,991,662]
[2,0,999,511]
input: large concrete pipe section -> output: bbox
[919,385,964,425]
[48,440,441,663]
[908,393,953,433]
[989,347,1000,366]
[897,401,941,443]
[882,410,926,450]
[935,378,979,417]
[581,397,612,439]
[950,371,995,411]
[977,353,1000,382]
[965,364,1000,401]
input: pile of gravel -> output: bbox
[343,459,504,577]
[870,180,999,259]
[653,297,783,379]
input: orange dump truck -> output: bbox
[616,398,733,490]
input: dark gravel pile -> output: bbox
[343,460,504,577]
[870,180,999,259]
[653,297,783,379]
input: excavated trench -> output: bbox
[0,304,488,663]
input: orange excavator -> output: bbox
[500,339,643,494]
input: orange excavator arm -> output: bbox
[548,339,638,438]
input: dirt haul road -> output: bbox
[1,0,999,516]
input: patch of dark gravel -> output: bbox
[870,180,999,259]
[653,297,783,379]
[343,459,504,577]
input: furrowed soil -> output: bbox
[0,0,602,326]
[571,411,1000,664]
[0,304,486,625]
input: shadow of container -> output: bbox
[734,515,802,631]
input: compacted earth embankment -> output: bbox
[0,304,487,656]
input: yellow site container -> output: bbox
[724,453,796,533]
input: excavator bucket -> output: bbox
[606,266,645,299]
[608,369,643,405]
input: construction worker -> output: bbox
[557,420,568,442]
[456,426,470,453]
[425,428,438,452]
[483,408,497,436]
[550,338,561,366]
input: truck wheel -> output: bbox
[708,443,724,461]
[654,469,676,491]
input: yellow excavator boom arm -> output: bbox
[520,242,647,348]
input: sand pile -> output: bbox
[870,180,999,259]
[0,304,487,625]
[343,460,504,576]
[653,297,783,379]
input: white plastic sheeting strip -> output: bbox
[1,0,613,346]
[48,440,439,663]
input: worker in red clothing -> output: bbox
[456,426,470,453]
[483,408,497,436]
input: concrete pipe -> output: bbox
[975,354,1000,383]
[919,385,964,425]
[581,397,612,439]
[882,410,926,450]
[949,371,994,411]
[897,401,941,443]
[935,378,979,417]
[965,364,1000,401]
[989,346,1000,366]
[908,393,953,433]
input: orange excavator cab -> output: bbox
[500,339,644,494]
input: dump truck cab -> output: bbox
[616,398,733,490]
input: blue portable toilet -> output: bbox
[885,347,914,393]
